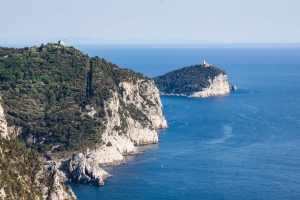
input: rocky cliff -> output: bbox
[46,171,77,200]
[99,79,166,158]
[52,79,168,185]
[189,74,230,98]
[48,152,110,186]
[0,96,8,139]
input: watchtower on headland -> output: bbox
[203,60,211,67]
[58,39,66,46]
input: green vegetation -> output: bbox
[153,64,226,95]
[0,44,149,156]
[0,138,51,200]
[106,142,112,147]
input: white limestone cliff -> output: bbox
[46,171,77,200]
[88,144,127,166]
[0,96,8,139]
[189,74,230,98]
[49,148,115,185]
[120,80,168,130]
[0,188,6,199]
[48,79,168,186]
[54,79,168,185]
[58,153,110,186]
[89,79,167,166]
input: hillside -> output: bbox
[0,44,152,155]
[0,43,167,187]
[154,64,227,96]
[0,96,76,200]
[0,138,76,200]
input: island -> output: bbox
[154,61,235,98]
[0,43,167,199]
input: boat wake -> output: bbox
[208,125,233,144]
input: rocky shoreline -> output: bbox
[189,74,230,98]
[159,74,236,98]
[45,79,168,187]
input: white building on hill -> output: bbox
[58,39,65,46]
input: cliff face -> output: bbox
[106,80,167,143]
[52,79,168,185]
[189,74,230,98]
[90,59,167,166]
[96,79,167,163]
[50,152,110,186]
[42,171,77,200]
[0,96,8,139]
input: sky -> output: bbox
[1,0,300,44]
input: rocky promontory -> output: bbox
[154,63,233,98]
[0,44,168,192]
[48,78,168,186]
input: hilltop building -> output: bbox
[203,60,211,67]
[58,39,65,46]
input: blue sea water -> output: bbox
[67,45,300,200]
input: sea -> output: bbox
[65,44,300,200]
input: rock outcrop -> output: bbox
[53,153,110,186]
[189,74,230,98]
[43,171,77,200]
[7,125,23,138]
[100,80,167,162]
[0,96,8,139]
[230,84,237,90]
[120,80,168,129]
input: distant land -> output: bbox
[1,37,300,48]
[154,62,233,98]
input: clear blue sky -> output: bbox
[1,0,300,44]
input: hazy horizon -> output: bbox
[1,37,300,48]
[1,0,300,45]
